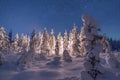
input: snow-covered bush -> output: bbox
[58,76,80,80]
[106,53,120,68]
[63,50,72,62]
[47,56,61,66]
[17,51,34,66]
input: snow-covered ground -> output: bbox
[0,52,120,80]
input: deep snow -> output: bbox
[0,52,120,80]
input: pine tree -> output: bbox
[49,29,56,56]
[80,14,104,80]
[19,34,30,52]
[68,31,74,56]
[36,32,43,54]
[63,30,72,61]
[17,33,32,67]
[41,28,50,56]
[63,30,69,51]
[8,29,12,43]
[12,33,19,53]
[55,40,59,56]
[57,32,63,56]
[0,27,9,53]
[68,24,79,56]
[73,33,81,57]
[30,28,37,53]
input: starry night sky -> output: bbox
[0,0,120,39]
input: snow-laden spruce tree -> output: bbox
[12,33,19,53]
[49,29,56,56]
[30,28,37,53]
[68,25,80,56]
[57,32,63,56]
[80,14,104,80]
[8,29,12,43]
[63,30,69,51]
[19,34,30,52]
[0,27,9,53]
[17,30,34,68]
[55,39,59,56]
[19,34,25,52]
[68,31,74,56]
[41,28,50,56]
[35,32,43,54]
[73,30,81,57]
[63,30,72,62]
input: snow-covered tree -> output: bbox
[68,24,79,56]
[49,29,56,56]
[17,31,33,67]
[35,32,43,54]
[63,31,72,62]
[30,28,37,53]
[55,40,59,56]
[12,33,19,53]
[57,32,63,56]
[0,27,9,53]
[63,30,69,51]
[68,31,74,56]
[19,34,30,52]
[80,14,104,80]
[41,28,50,56]
[8,29,12,43]
[73,30,81,57]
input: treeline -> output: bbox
[108,38,120,51]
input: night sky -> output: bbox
[0,0,120,39]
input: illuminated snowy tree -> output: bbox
[12,33,19,53]
[68,24,79,56]
[30,28,37,53]
[68,31,74,56]
[35,32,43,54]
[80,14,104,80]
[41,28,50,56]
[57,32,63,56]
[19,34,30,52]
[0,27,9,53]
[55,39,59,56]
[73,33,81,57]
[63,30,69,51]
[17,30,34,67]
[49,29,56,56]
